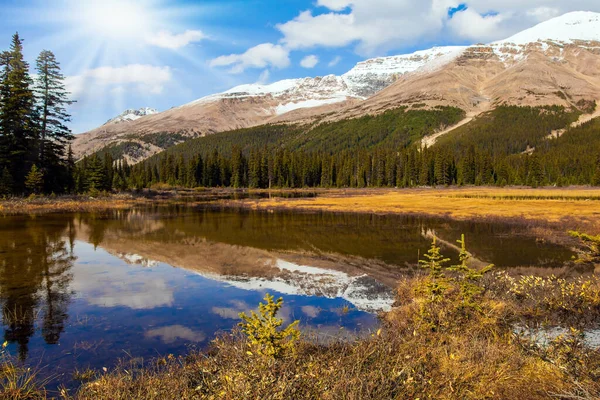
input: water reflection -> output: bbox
[0,207,580,390]
[0,217,75,360]
[146,325,206,344]
[71,265,174,310]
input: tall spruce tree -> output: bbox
[34,50,75,193]
[0,51,11,171]
[0,33,37,194]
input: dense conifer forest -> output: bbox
[77,105,600,191]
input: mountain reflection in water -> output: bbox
[0,207,578,389]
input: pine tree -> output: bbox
[65,145,75,192]
[592,155,600,186]
[34,50,75,193]
[86,155,106,192]
[0,51,11,171]
[25,164,44,194]
[0,33,37,193]
[230,146,243,188]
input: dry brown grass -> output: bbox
[0,194,139,216]
[235,187,600,228]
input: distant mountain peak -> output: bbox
[105,107,158,125]
[497,11,600,45]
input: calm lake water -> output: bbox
[0,206,578,391]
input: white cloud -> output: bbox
[277,11,359,50]
[277,2,452,55]
[146,325,206,344]
[328,56,342,67]
[526,7,561,22]
[300,54,319,68]
[447,8,509,41]
[65,64,172,97]
[301,305,321,318]
[209,43,290,74]
[146,29,206,49]
[71,261,174,310]
[275,0,600,55]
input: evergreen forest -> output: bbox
[80,105,600,191]
[0,33,75,196]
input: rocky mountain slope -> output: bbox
[329,11,600,141]
[73,11,600,163]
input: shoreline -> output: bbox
[223,186,600,233]
[2,187,600,232]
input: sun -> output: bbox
[71,0,157,41]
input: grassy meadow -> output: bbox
[236,187,600,227]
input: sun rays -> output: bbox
[9,0,214,129]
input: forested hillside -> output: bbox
[75,105,600,191]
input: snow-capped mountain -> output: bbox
[105,107,159,125]
[341,46,468,98]
[195,259,395,313]
[74,11,600,163]
[183,46,468,116]
[184,75,353,116]
[496,11,600,45]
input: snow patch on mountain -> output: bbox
[496,11,600,45]
[275,98,348,115]
[105,107,158,125]
[342,46,467,97]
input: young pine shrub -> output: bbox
[447,234,494,310]
[414,235,494,333]
[238,293,300,358]
[417,236,451,301]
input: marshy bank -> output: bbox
[3,187,600,229]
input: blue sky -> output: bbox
[2,0,599,133]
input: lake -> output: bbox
[0,205,579,391]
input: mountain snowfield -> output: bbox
[496,11,600,45]
[74,11,600,163]
[105,107,159,125]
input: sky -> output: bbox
[2,0,600,133]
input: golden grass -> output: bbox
[0,195,137,216]
[236,187,600,225]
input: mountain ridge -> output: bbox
[73,11,600,163]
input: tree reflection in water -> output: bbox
[0,217,75,360]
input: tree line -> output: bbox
[74,104,599,191]
[76,138,600,191]
[0,33,75,195]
